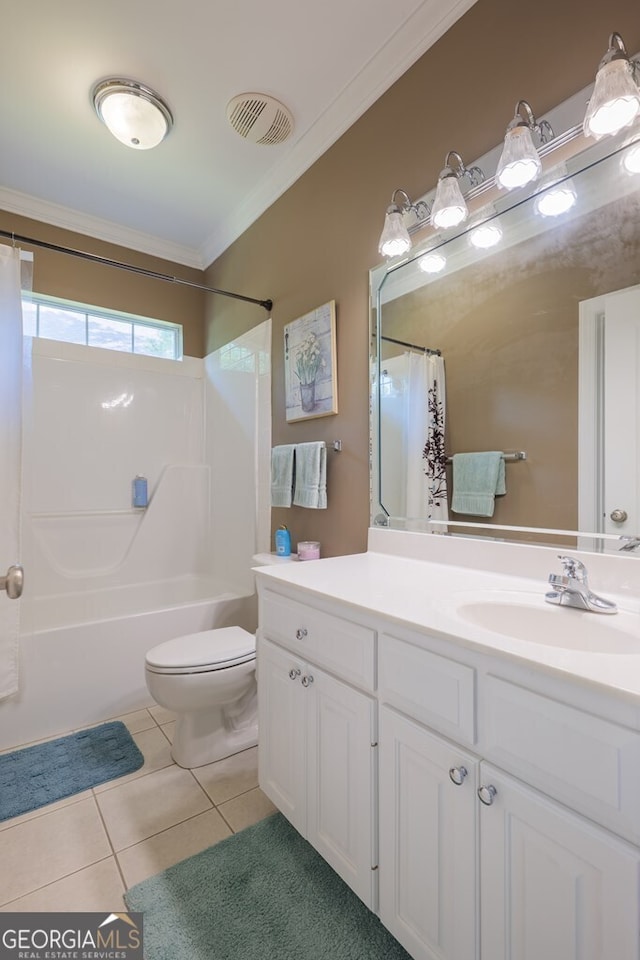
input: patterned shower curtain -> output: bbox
[422,353,448,523]
[404,351,448,522]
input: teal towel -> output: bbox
[271,445,295,507]
[451,451,505,517]
[293,441,327,509]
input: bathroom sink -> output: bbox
[451,590,640,654]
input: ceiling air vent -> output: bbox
[226,93,294,146]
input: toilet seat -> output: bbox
[145,627,256,676]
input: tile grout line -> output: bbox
[92,789,128,894]
[0,855,116,910]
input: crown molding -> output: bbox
[199,0,479,266]
[0,187,204,270]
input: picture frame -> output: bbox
[284,300,338,422]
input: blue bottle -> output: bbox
[132,475,148,508]
[275,524,291,557]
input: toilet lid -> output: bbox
[145,627,256,674]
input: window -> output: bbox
[21,293,183,360]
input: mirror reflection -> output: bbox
[372,134,640,548]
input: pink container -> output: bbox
[297,541,320,560]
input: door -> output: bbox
[579,283,640,540]
[479,763,640,960]
[257,637,306,833]
[306,666,377,909]
[379,706,478,960]
[0,246,24,701]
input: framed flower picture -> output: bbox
[284,300,338,422]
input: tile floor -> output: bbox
[0,706,277,911]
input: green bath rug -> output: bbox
[125,812,411,960]
[0,720,144,822]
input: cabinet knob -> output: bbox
[288,668,301,680]
[301,674,314,687]
[449,765,468,786]
[295,628,308,640]
[477,784,497,806]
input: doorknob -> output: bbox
[0,564,24,600]
[610,509,628,523]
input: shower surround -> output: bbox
[0,321,271,750]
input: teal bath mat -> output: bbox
[125,812,411,960]
[0,720,144,822]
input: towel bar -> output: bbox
[446,451,526,463]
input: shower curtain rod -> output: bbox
[0,229,273,313]
[381,334,441,356]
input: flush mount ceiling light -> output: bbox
[583,33,640,139]
[378,189,430,259]
[430,151,485,230]
[92,79,173,150]
[496,100,554,190]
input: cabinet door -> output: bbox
[479,762,640,960]
[306,665,377,910]
[379,706,479,960]
[257,637,306,835]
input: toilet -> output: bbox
[145,626,258,768]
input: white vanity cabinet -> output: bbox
[257,587,378,909]
[378,627,640,960]
[379,705,479,960]
[256,566,640,960]
[479,763,640,960]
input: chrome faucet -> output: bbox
[545,555,617,614]
[619,536,640,553]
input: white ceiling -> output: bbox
[0,0,477,269]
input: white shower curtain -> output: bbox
[405,351,448,522]
[0,246,23,700]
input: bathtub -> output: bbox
[0,575,256,751]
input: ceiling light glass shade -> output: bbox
[378,206,412,258]
[469,221,503,249]
[535,180,577,217]
[623,142,640,173]
[418,252,446,274]
[495,125,542,190]
[583,59,640,139]
[93,79,173,150]
[430,175,468,229]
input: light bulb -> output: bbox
[378,207,411,258]
[623,142,640,173]
[469,222,502,249]
[496,125,542,190]
[535,182,577,217]
[430,175,468,229]
[418,252,446,274]
[584,58,640,139]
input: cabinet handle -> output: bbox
[288,668,301,680]
[477,784,497,806]
[301,674,314,687]
[449,765,468,786]
[295,628,308,640]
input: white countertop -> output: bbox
[254,532,640,701]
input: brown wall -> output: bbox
[0,212,206,358]
[204,0,640,557]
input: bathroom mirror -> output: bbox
[370,130,640,549]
